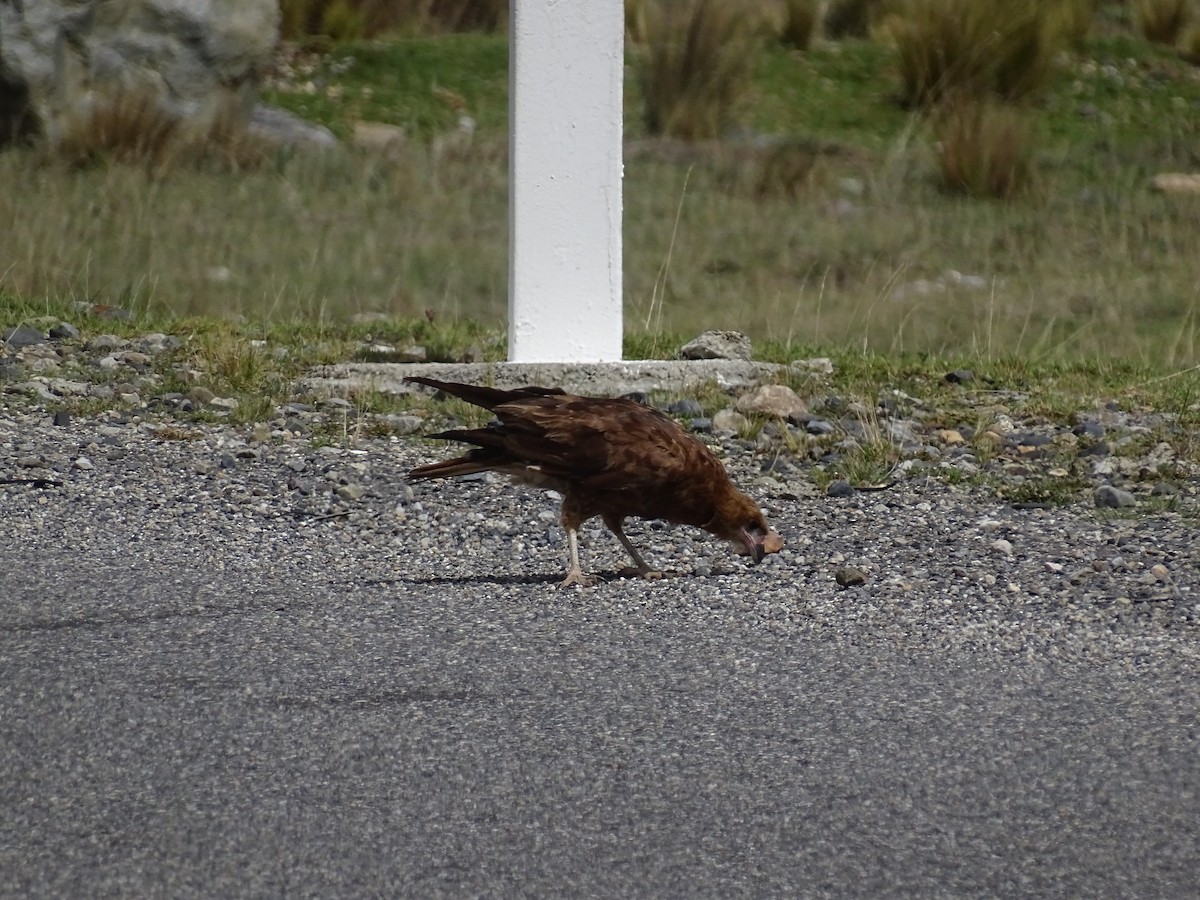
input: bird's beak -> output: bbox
[741,528,767,563]
[738,527,784,563]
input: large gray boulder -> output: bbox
[0,0,327,148]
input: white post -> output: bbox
[508,0,624,363]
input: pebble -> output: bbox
[825,480,855,498]
[834,567,867,587]
[2,325,46,347]
[1094,485,1136,509]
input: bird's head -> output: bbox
[705,489,784,563]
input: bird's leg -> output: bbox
[603,515,662,580]
[559,527,594,587]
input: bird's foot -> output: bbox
[618,566,663,580]
[559,569,596,588]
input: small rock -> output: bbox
[27,357,61,374]
[944,370,974,384]
[936,429,965,445]
[679,330,752,361]
[825,479,855,498]
[286,458,307,473]
[337,483,366,502]
[712,409,748,434]
[1093,485,1136,509]
[397,346,428,363]
[136,333,183,354]
[838,177,864,197]
[735,384,807,421]
[668,399,704,417]
[46,379,91,396]
[87,334,127,352]
[119,350,151,368]
[53,410,71,427]
[91,306,132,321]
[1151,173,1200,194]
[689,417,713,433]
[991,539,1014,557]
[1150,482,1178,497]
[73,456,94,471]
[48,322,81,340]
[0,361,26,382]
[3,325,45,347]
[352,120,407,155]
[792,357,834,375]
[383,414,425,435]
[834,567,867,588]
[804,418,836,436]
[208,397,240,412]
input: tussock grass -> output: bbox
[1182,25,1200,62]
[1135,0,1193,44]
[54,88,182,170]
[888,0,1063,108]
[934,99,1033,198]
[280,0,506,39]
[639,0,758,139]
[824,0,887,38]
[51,86,274,174]
[1045,0,1098,47]
[780,0,822,49]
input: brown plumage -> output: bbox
[405,376,784,585]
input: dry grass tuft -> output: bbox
[888,0,1062,108]
[934,98,1033,199]
[54,88,182,170]
[280,0,506,39]
[780,0,822,49]
[51,88,274,174]
[627,0,653,44]
[1182,23,1200,63]
[824,0,888,38]
[1043,0,1097,47]
[1135,0,1193,45]
[639,0,758,140]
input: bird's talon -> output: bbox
[559,571,595,588]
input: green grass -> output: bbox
[263,34,509,138]
[3,18,1200,368]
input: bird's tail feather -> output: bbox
[404,376,565,411]
[408,455,493,481]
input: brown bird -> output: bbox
[405,376,784,585]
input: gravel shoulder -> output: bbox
[2,402,1199,897]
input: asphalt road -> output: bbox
[2,545,1197,900]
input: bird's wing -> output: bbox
[495,395,726,490]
